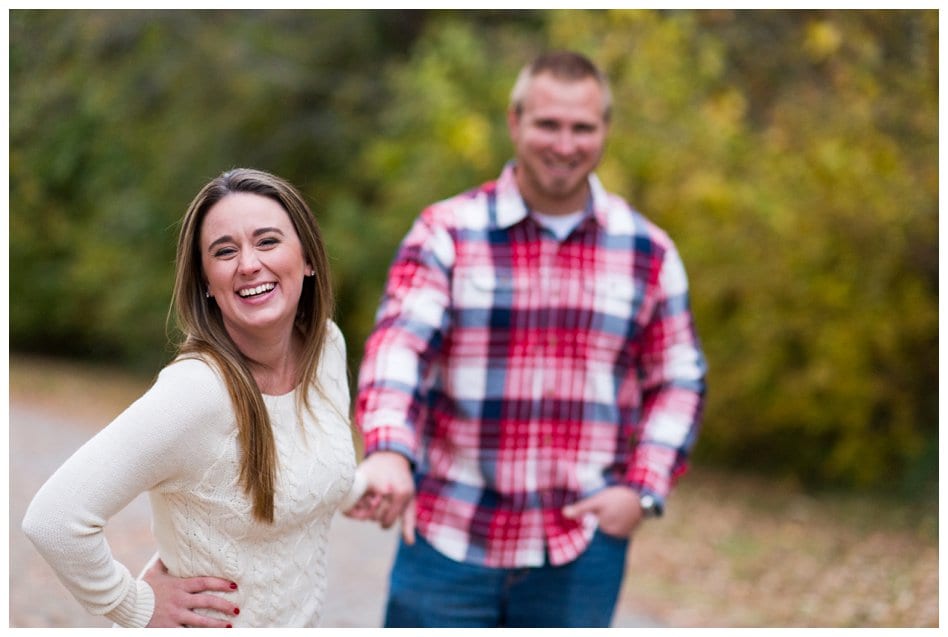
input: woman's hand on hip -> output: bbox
[143,558,240,627]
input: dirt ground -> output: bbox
[8,356,657,628]
[8,355,939,627]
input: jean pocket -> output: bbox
[595,528,630,545]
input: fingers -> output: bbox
[562,496,599,520]
[188,592,242,621]
[564,487,642,537]
[143,564,241,628]
[182,614,236,629]
[401,499,416,545]
[184,575,240,594]
[346,454,420,546]
[173,605,239,629]
[356,452,415,527]
[343,491,381,518]
[347,482,417,548]
[379,493,408,528]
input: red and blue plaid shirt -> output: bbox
[357,163,706,567]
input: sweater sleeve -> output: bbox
[21,359,231,627]
[320,320,351,417]
[319,320,369,511]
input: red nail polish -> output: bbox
[233,608,240,615]
[226,624,233,628]
[230,582,238,590]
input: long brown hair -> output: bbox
[170,168,334,523]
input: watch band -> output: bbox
[639,492,663,518]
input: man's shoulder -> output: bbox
[598,187,676,248]
[421,178,499,228]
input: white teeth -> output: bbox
[238,283,276,298]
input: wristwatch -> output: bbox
[638,493,663,518]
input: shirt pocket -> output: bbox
[582,275,647,363]
[454,268,523,309]
[585,275,640,322]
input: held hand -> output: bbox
[562,486,644,539]
[344,451,416,545]
[143,558,240,628]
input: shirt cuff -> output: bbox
[106,578,155,627]
[339,467,368,511]
[625,442,683,500]
[362,425,417,463]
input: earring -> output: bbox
[205,289,211,298]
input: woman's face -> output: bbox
[199,192,310,344]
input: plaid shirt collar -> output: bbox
[492,161,612,232]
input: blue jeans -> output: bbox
[383,531,630,627]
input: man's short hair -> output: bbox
[509,50,613,122]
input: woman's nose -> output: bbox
[237,250,261,274]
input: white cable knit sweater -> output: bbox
[22,321,364,627]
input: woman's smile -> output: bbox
[237,282,277,299]
[200,192,309,341]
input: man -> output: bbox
[349,50,706,627]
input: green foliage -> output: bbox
[11,9,422,367]
[593,10,937,490]
[10,10,937,492]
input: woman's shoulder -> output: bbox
[152,356,231,406]
[324,319,346,352]
[161,355,224,382]
[319,320,348,371]
[315,320,349,402]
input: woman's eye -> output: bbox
[213,247,237,258]
[259,237,280,248]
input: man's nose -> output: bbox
[552,129,577,154]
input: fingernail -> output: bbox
[226,624,233,628]
[233,608,240,615]
[230,582,238,590]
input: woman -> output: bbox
[22,168,365,627]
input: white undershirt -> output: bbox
[531,209,587,241]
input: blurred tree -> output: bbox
[573,10,937,490]
[344,9,937,491]
[11,9,428,366]
[10,9,937,492]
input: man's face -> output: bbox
[507,72,608,216]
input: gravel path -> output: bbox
[10,402,659,628]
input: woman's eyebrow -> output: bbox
[253,227,286,237]
[207,227,286,251]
